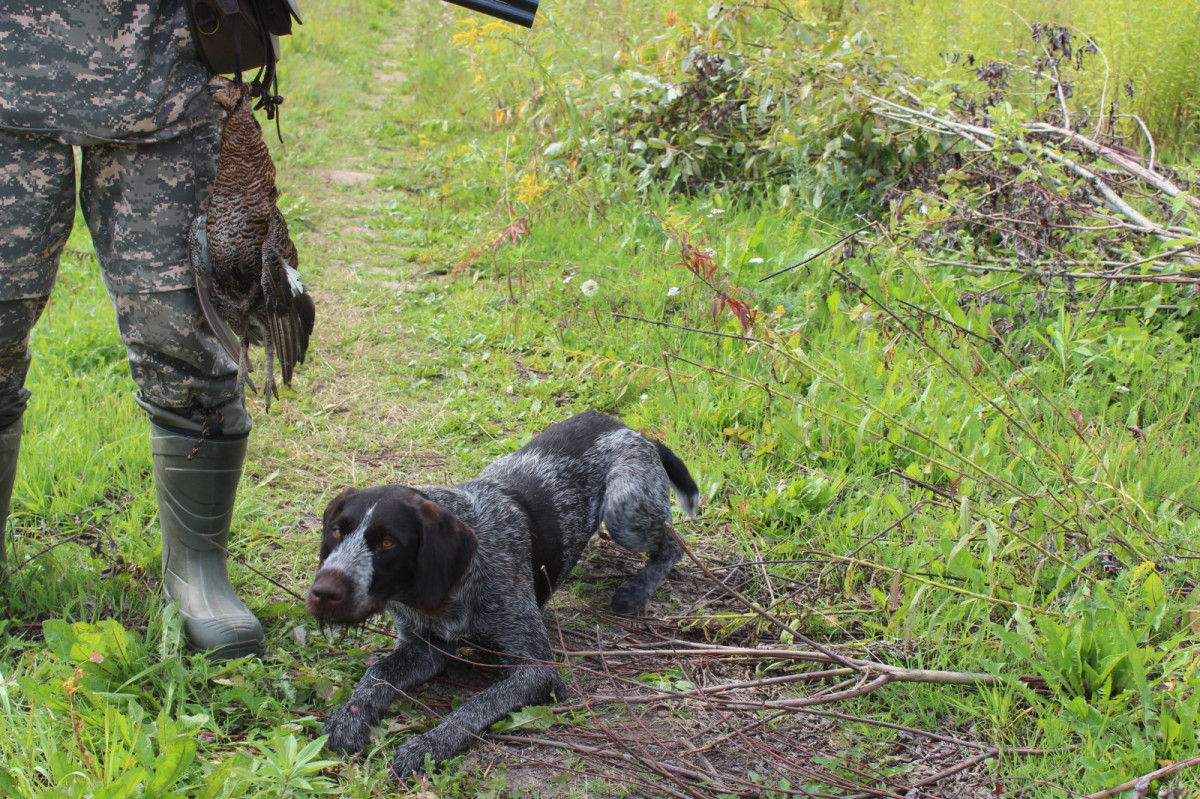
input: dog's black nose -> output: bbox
[307,574,347,608]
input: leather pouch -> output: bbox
[184,0,301,77]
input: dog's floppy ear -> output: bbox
[322,486,359,527]
[413,500,478,616]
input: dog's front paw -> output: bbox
[389,733,437,780]
[323,703,374,755]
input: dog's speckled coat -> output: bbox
[306,411,700,778]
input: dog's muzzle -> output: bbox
[306,569,358,622]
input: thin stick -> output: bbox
[487,734,720,793]
[612,313,758,342]
[0,532,91,588]
[594,645,714,798]
[759,224,874,282]
[1084,753,1200,799]
[818,550,1058,616]
[557,644,848,661]
[668,524,864,673]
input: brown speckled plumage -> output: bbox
[189,76,315,412]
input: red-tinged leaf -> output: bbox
[455,216,530,270]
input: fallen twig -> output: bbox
[1025,122,1200,213]
[488,733,731,794]
[669,523,865,674]
[1083,753,1200,799]
[759,223,874,282]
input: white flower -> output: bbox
[748,257,764,264]
[667,286,680,297]
[581,279,599,297]
[640,393,649,401]
[706,208,726,217]
[702,247,716,256]
[563,276,573,283]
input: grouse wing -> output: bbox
[189,214,259,392]
[260,207,315,386]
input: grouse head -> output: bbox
[207,76,252,114]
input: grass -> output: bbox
[2,0,1200,795]
[851,0,1200,151]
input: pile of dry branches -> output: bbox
[862,79,1199,298]
[372,536,1200,798]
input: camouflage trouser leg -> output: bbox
[0,125,250,436]
[0,132,72,430]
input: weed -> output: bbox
[3,0,1200,795]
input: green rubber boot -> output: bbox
[0,417,20,568]
[151,423,265,659]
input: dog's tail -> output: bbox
[655,440,701,519]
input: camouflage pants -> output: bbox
[0,126,250,435]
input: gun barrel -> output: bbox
[441,0,538,27]
[501,0,539,13]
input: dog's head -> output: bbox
[305,486,479,625]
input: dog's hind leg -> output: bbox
[602,458,683,614]
[324,636,455,756]
[609,524,681,614]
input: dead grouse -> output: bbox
[189,75,315,412]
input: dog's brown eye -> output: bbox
[377,538,395,550]
[331,526,342,539]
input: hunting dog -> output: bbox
[306,411,700,778]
